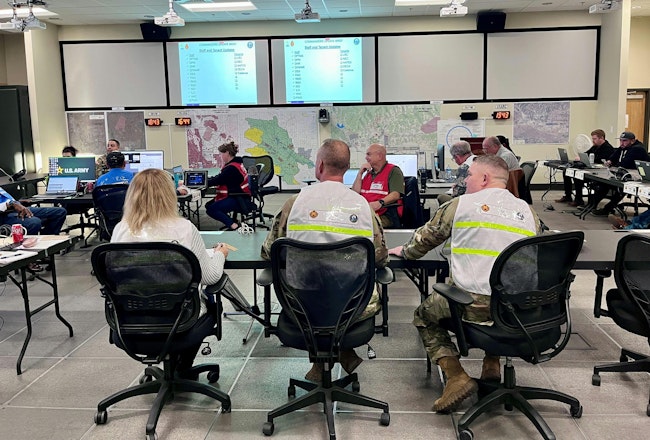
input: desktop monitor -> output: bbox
[48,156,96,182]
[386,154,418,177]
[122,150,164,173]
[436,145,446,176]
[343,168,359,187]
[184,170,208,189]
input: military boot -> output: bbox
[433,356,478,413]
[480,355,501,382]
[304,363,323,382]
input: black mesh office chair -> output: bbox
[592,233,650,416]
[243,155,279,223]
[400,176,425,228]
[92,184,129,241]
[263,237,391,439]
[91,242,231,440]
[518,161,538,205]
[433,231,584,440]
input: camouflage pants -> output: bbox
[413,290,491,362]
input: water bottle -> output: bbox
[445,167,452,181]
[589,153,595,165]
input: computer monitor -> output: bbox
[343,168,359,187]
[122,150,164,173]
[387,154,418,177]
[48,156,97,182]
[436,145,446,176]
[184,170,208,189]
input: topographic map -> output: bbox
[67,111,146,154]
[186,108,318,186]
[330,104,441,167]
[513,102,570,144]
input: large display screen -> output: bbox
[122,150,165,173]
[271,36,375,104]
[167,40,271,106]
[48,157,97,182]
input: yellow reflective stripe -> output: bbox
[452,248,501,257]
[454,221,536,237]
[288,224,373,237]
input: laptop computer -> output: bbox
[635,160,650,182]
[31,176,79,199]
[184,170,208,189]
[558,148,570,163]
[577,152,603,169]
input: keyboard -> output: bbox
[31,192,78,199]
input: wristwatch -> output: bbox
[379,199,385,207]
[7,200,14,208]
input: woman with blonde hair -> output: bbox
[111,168,232,370]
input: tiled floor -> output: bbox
[1,189,650,440]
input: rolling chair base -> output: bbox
[458,363,582,440]
[592,349,650,416]
[263,369,389,440]
[95,363,231,439]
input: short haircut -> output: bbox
[485,136,502,148]
[591,129,606,139]
[450,141,471,157]
[106,151,125,168]
[473,154,509,179]
[218,141,239,156]
[319,138,350,174]
[108,138,120,147]
[62,146,78,157]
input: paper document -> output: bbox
[0,250,38,265]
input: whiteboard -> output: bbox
[486,29,598,100]
[62,42,167,108]
[378,33,484,102]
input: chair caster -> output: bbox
[288,384,296,397]
[207,368,220,383]
[139,374,153,384]
[145,432,158,440]
[459,428,474,440]
[592,374,601,386]
[570,404,583,418]
[352,381,360,392]
[94,410,107,425]
[262,421,274,436]
[221,402,231,413]
[620,354,629,363]
[380,411,390,426]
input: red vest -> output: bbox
[360,163,403,216]
[214,161,251,201]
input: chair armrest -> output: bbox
[432,283,474,306]
[256,268,273,287]
[205,274,230,295]
[376,267,393,285]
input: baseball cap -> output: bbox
[106,151,125,168]
[619,131,635,140]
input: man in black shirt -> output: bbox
[555,129,614,207]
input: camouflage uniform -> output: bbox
[262,191,388,320]
[402,194,542,362]
[96,154,109,177]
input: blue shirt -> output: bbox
[96,168,134,187]
[0,187,16,212]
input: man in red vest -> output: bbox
[352,143,405,228]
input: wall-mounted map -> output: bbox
[67,111,146,155]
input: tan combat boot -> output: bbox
[480,355,501,382]
[433,356,478,413]
[304,363,323,382]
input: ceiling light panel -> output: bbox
[180,1,257,12]
[395,0,451,6]
[0,7,58,18]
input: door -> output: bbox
[626,90,648,146]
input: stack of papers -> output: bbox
[0,250,38,265]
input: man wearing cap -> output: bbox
[95,151,133,186]
[592,131,649,216]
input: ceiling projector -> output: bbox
[589,1,620,14]
[154,11,184,27]
[0,16,45,32]
[440,5,468,17]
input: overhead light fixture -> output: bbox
[0,1,47,33]
[588,0,621,14]
[0,6,56,19]
[155,0,185,26]
[295,0,320,23]
[179,1,256,12]
[440,0,468,17]
[395,1,449,6]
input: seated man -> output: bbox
[389,155,541,413]
[437,140,475,205]
[482,136,520,171]
[0,187,67,235]
[96,138,120,177]
[262,138,387,381]
[352,143,405,228]
[95,152,133,186]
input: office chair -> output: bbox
[592,233,650,416]
[506,169,524,198]
[518,161,538,204]
[91,184,128,241]
[263,237,391,439]
[433,231,584,440]
[399,176,425,228]
[91,242,231,440]
[243,155,279,223]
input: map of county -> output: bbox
[513,102,570,144]
[186,108,319,187]
[330,104,441,166]
[67,112,107,155]
[106,111,146,151]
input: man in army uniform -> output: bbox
[261,138,387,381]
[96,138,121,177]
[389,155,542,413]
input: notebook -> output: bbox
[184,170,208,189]
[31,176,79,199]
[635,160,650,182]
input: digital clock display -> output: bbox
[145,118,162,126]
[175,117,192,126]
[492,111,511,120]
